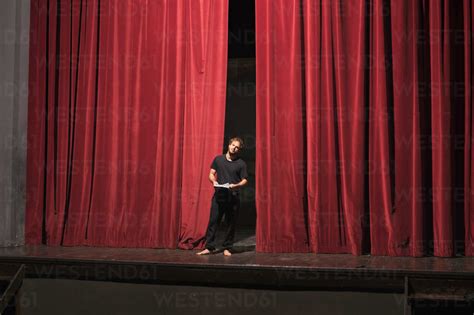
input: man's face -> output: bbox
[228,141,242,155]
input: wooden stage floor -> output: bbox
[0,230,473,306]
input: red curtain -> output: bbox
[256,0,474,256]
[255,0,309,252]
[26,0,228,248]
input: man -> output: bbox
[197,137,248,256]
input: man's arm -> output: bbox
[209,169,218,185]
[229,178,248,189]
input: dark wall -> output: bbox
[224,0,257,228]
[224,58,256,228]
[228,0,255,58]
[0,0,29,247]
[19,279,405,315]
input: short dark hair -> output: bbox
[228,137,244,149]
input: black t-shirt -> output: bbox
[210,154,248,185]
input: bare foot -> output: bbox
[223,249,232,256]
[196,249,211,255]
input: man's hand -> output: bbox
[229,179,248,190]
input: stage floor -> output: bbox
[0,231,474,292]
[1,230,474,305]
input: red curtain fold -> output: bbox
[428,0,454,257]
[256,0,474,256]
[303,0,367,255]
[26,0,228,248]
[255,0,309,252]
[179,0,229,249]
[369,0,425,256]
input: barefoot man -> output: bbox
[197,137,248,256]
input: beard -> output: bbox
[228,149,238,156]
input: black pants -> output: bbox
[204,188,240,250]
